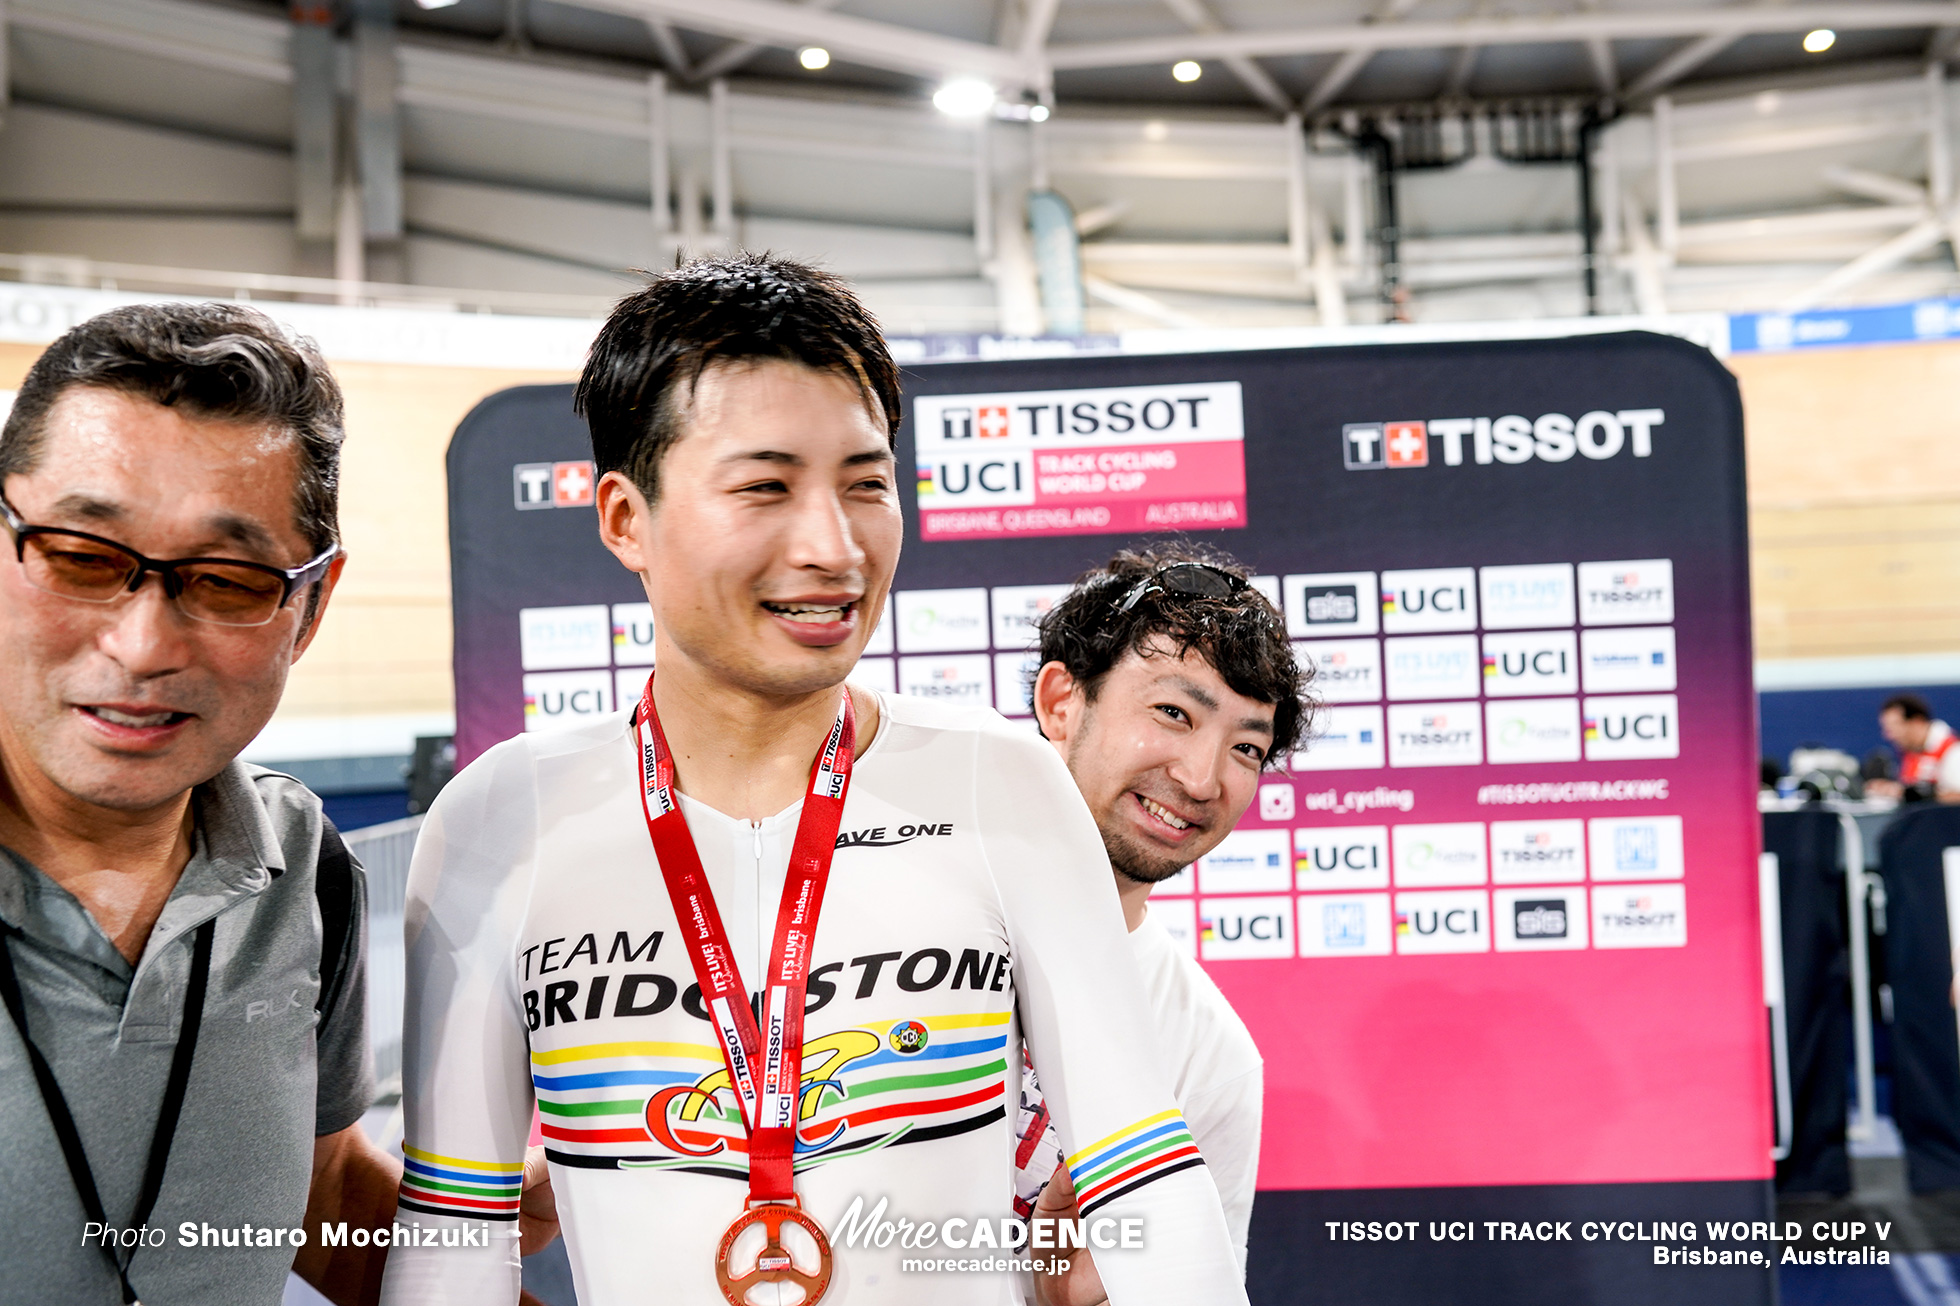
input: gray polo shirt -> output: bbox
[0,762,374,1306]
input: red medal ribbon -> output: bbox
[632,674,855,1202]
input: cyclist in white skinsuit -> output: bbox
[377,255,1246,1306]
[382,692,1239,1305]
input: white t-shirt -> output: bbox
[1910,720,1960,793]
[377,692,1246,1306]
[1016,912,1264,1275]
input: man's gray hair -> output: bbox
[0,301,345,556]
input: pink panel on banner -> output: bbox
[913,380,1248,541]
[1202,755,1768,1191]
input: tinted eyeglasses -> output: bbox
[1113,562,1249,615]
[0,494,338,628]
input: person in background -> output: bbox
[0,303,400,1304]
[1019,543,1313,1302]
[1867,693,1960,803]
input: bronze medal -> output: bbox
[715,1201,834,1306]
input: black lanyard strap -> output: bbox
[0,916,215,1306]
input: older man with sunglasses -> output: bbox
[0,303,402,1306]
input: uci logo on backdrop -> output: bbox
[1341,410,1665,469]
[1294,826,1390,892]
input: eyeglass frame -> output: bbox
[1112,561,1251,616]
[0,492,339,627]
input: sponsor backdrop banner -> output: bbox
[446,334,1768,1304]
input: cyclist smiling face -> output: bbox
[1034,638,1275,888]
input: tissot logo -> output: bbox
[1577,559,1674,625]
[925,384,1240,444]
[1386,702,1483,767]
[1341,410,1663,469]
[1592,883,1687,948]
[938,405,1012,440]
[1489,819,1585,884]
[513,461,596,510]
[1295,638,1382,704]
[835,824,954,849]
[514,463,552,508]
[1342,424,1384,469]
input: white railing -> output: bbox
[343,814,424,1091]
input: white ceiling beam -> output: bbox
[1156,0,1294,113]
[1623,32,1737,99]
[1304,48,1373,114]
[1217,54,1293,112]
[1784,213,1948,309]
[579,0,1033,87]
[1019,0,1062,68]
[691,0,843,82]
[1073,201,1129,236]
[1084,274,1206,327]
[644,19,695,77]
[11,8,292,82]
[1822,165,1929,206]
[1301,0,1420,114]
[1048,5,1960,70]
[1585,37,1617,94]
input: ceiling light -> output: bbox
[934,79,997,118]
[1029,104,1050,122]
[798,47,830,70]
[414,0,462,8]
[1172,60,1202,83]
[1802,28,1835,53]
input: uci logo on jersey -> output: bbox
[888,1020,930,1055]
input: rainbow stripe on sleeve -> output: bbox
[398,1145,524,1222]
[1065,1109,1205,1218]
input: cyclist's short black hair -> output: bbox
[575,252,900,505]
[1034,541,1311,765]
